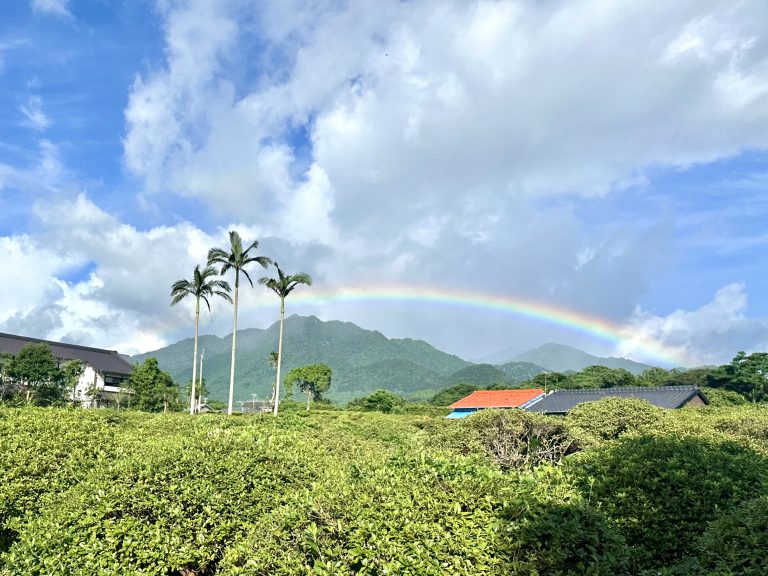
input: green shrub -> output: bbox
[693,495,768,576]
[3,424,321,575]
[220,453,510,575]
[568,432,768,572]
[346,389,405,413]
[700,386,748,406]
[566,397,665,441]
[428,409,580,471]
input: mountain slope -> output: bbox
[132,315,469,403]
[513,343,653,375]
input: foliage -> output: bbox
[523,371,569,390]
[347,389,405,413]
[430,383,478,406]
[8,343,66,406]
[568,432,768,572]
[284,363,332,411]
[565,397,665,440]
[699,385,748,406]
[560,365,636,389]
[428,409,580,471]
[707,351,768,402]
[129,358,179,412]
[59,360,84,404]
[2,405,768,574]
[499,469,630,575]
[692,495,768,576]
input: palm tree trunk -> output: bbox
[190,298,199,415]
[306,389,311,412]
[272,297,285,416]
[227,273,239,415]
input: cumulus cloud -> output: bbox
[114,0,768,360]
[0,193,270,355]
[617,283,768,366]
[31,0,71,18]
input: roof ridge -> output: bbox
[0,332,120,355]
[553,385,698,394]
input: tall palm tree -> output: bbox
[171,265,232,415]
[208,231,271,415]
[259,262,312,416]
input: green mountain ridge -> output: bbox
[131,316,655,403]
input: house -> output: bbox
[0,332,134,408]
[240,400,273,414]
[524,385,709,415]
[446,388,546,418]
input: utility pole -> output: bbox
[251,392,258,413]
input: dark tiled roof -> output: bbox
[0,332,133,375]
[525,385,708,414]
[449,389,545,409]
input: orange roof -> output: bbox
[449,389,545,409]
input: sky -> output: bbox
[1,0,768,367]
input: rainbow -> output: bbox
[275,284,683,367]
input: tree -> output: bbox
[561,366,636,389]
[268,351,278,404]
[348,389,405,413]
[0,352,16,403]
[708,352,768,402]
[185,377,208,411]
[283,363,332,412]
[525,371,568,391]
[636,367,670,387]
[171,264,232,415]
[10,343,62,405]
[430,383,478,406]
[129,358,177,412]
[60,360,84,405]
[208,230,271,415]
[259,262,312,416]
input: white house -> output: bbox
[0,332,134,408]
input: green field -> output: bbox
[1,403,767,575]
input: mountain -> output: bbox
[512,343,653,375]
[131,315,469,403]
[440,364,517,389]
[496,361,548,381]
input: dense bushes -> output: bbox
[427,409,580,470]
[568,432,768,571]
[566,397,664,440]
[2,404,768,575]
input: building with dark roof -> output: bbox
[524,385,708,415]
[447,388,545,418]
[0,332,134,408]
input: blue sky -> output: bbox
[1,0,768,367]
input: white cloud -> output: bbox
[31,0,71,18]
[617,283,768,366]
[19,95,50,131]
[0,193,266,355]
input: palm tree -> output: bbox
[208,231,271,415]
[171,265,232,415]
[259,262,312,416]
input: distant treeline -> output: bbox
[429,351,768,407]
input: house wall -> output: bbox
[684,395,707,407]
[72,365,103,408]
[71,366,130,408]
